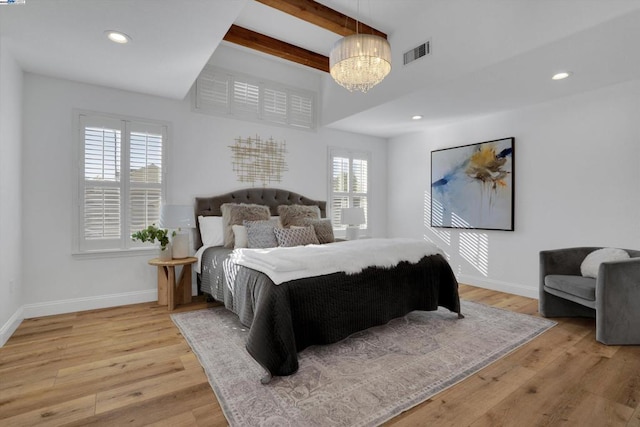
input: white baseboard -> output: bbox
[2,277,535,346]
[21,289,158,319]
[458,274,538,299]
[0,306,25,347]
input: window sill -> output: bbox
[72,247,158,260]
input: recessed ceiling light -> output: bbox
[106,31,131,44]
[412,115,423,120]
[552,72,571,80]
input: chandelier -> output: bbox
[329,13,391,93]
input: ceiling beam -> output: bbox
[223,0,388,73]
[255,0,387,38]
[223,24,330,73]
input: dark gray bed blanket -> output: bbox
[199,246,233,308]
[201,247,461,378]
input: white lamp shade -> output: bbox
[341,207,366,226]
[160,205,195,229]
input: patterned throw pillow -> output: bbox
[221,203,270,248]
[244,219,279,249]
[301,218,335,244]
[274,226,319,247]
[277,204,321,228]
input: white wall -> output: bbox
[18,48,387,319]
[0,40,24,345]
[387,79,640,298]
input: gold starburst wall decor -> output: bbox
[229,135,288,186]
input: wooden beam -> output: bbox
[255,0,387,39]
[223,24,330,73]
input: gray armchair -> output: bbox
[539,247,640,345]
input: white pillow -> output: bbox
[198,216,224,247]
[580,248,629,278]
[232,225,248,249]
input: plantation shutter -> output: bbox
[233,79,260,119]
[194,65,316,130]
[329,149,370,235]
[195,65,230,113]
[263,87,287,124]
[289,92,314,129]
[128,122,165,242]
[80,115,122,251]
[78,114,166,252]
[331,155,350,231]
[351,156,369,229]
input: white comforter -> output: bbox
[230,238,444,285]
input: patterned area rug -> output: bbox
[171,300,555,426]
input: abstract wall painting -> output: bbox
[431,137,514,231]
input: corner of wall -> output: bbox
[0,306,24,347]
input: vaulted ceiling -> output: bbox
[2,1,640,138]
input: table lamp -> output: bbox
[341,207,365,240]
[160,205,195,258]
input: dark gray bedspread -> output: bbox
[200,247,461,378]
[199,246,232,304]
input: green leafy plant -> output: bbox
[131,224,175,251]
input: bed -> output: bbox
[195,188,462,382]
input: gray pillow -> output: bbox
[244,219,279,249]
[301,218,335,244]
[221,203,270,248]
[277,204,321,228]
[274,226,319,247]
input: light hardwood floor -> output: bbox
[1,285,639,426]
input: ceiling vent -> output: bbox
[403,41,431,66]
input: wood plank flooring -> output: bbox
[1,285,639,426]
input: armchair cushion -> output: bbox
[580,248,629,278]
[545,275,596,301]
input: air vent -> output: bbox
[403,41,431,66]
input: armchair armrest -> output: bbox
[540,247,600,277]
[595,257,640,344]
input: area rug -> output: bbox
[171,300,555,426]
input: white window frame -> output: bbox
[328,148,371,238]
[194,65,317,131]
[73,110,168,257]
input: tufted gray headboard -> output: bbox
[194,188,327,248]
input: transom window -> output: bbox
[194,64,316,130]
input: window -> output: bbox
[195,64,316,130]
[76,113,167,253]
[329,148,370,236]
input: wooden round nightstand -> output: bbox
[148,257,197,311]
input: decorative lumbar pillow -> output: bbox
[580,247,630,278]
[221,203,270,248]
[277,204,321,228]
[244,219,279,249]
[232,225,248,249]
[274,225,320,247]
[301,218,335,244]
[198,215,224,247]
